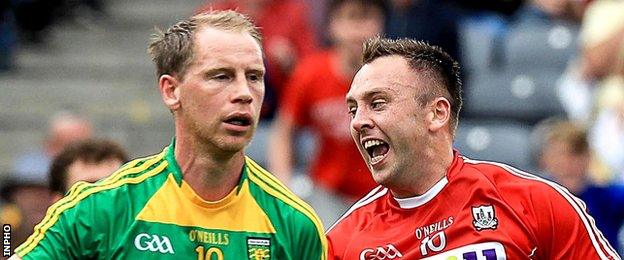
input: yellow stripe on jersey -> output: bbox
[245,158,327,259]
[245,158,324,226]
[16,151,168,256]
[136,175,276,233]
[17,152,164,254]
[59,153,158,205]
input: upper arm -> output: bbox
[14,187,104,259]
[532,183,619,259]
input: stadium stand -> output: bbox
[0,0,203,176]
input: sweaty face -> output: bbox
[176,27,265,154]
[346,55,431,187]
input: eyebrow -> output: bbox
[246,67,265,75]
[347,87,399,102]
[201,66,265,76]
[202,67,232,76]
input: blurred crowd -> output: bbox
[1,0,623,255]
[0,0,107,70]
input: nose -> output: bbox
[351,107,373,133]
[231,77,253,104]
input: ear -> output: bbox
[158,74,181,110]
[428,97,451,132]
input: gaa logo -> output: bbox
[134,233,175,254]
[359,244,403,260]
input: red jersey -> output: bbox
[280,51,376,200]
[327,152,620,259]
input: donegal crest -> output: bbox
[472,205,498,231]
[247,237,271,260]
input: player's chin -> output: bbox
[220,136,252,152]
[371,170,392,186]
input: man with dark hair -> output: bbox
[48,139,128,202]
[327,37,619,259]
[12,10,326,259]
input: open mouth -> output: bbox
[224,114,252,127]
[363,139,389,165]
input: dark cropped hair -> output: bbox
[362,36,463,131]
[49,139,129,194]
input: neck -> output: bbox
[174,134,245,202]
[392,136,454,199]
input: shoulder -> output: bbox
[460,157,619,258]
[460,157,563,199]
[458,157,583,223]
[70,150,170,203]
[244,157,327,257]
[245,158,324,228]
[43,150,169,223]
[14,150,170,258]
[327,186,388,235]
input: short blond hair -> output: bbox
[147,10,262,79]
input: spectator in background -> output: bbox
[385,0,463,62]
[556,0,624,179]
[12,111,93,181]
[514,0,585,23]
[268,0,385,226]
[580,0,624,181]
[48,138,129,202]
[0,138,126,249]
[2,111,92,247]
[197,0,318,119]
[0,170,50,248]
[538,119,624,254]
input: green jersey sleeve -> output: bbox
[15,182,108,259]
[290,211,327,260]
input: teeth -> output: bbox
[364,139,384,149]
[371,155,385,164]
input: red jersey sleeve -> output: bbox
[326,213,357,260]
[530,182,619,259]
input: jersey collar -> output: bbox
[164,137,248,192]
[393,177,448,209]
[391,150,464,209]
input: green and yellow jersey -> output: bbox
[15,141,327,259]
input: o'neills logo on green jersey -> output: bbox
[247,237,271,260]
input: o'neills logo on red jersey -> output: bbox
[415,217,454,240]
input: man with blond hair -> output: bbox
[12,10,326,259]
